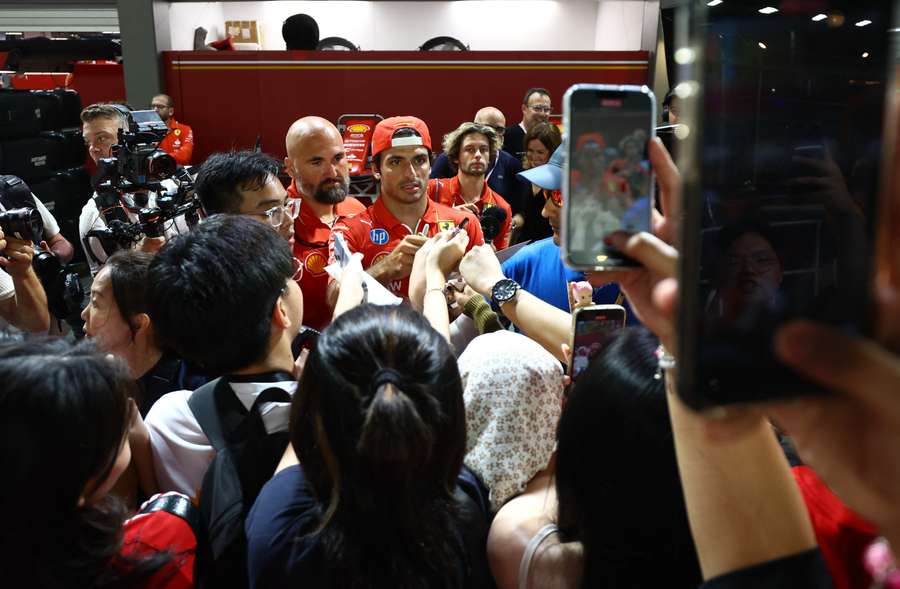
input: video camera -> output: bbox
[86,107,202,264]
[0,175,85,335]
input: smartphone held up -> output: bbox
[561,84,656,271]
[674,0,892,410]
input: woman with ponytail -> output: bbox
[246,304,491,588]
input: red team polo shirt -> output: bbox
[329,195,484,299]
[428,177,513,249]
[287,180,366,330]
[158,119,194,166]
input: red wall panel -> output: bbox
[163,50,650,165]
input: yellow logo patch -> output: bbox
[437,220,456,232]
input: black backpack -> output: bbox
[187,376,292,589]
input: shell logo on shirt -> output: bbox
[372,251,389,266]
[348,124,370,133]
[437,220,456,232]
[305,251,327,276]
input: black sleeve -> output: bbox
[701,549,835,589]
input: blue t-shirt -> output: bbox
[501,237,631,317]
[245,464,492,588]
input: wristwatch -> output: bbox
[490,278,520,307]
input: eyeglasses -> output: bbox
[529,105,553,114]
[150,104,171,110]
[487,125,506,136]
[291,257,303,280]
[259,199,302,228]
[544,190,563,207]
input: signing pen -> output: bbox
[450,217,469,238]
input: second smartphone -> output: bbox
[562,84,655,271]
[569,304,627,381]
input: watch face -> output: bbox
[493,279,517,303]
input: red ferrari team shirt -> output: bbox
[329,195,484,299]
[287,179,366,330]
[158,119,194,166]
[428,177,513,250]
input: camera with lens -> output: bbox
[86,107,202,265]
[94,109,178,193]
[479,205,508,243]
[0,206,43,243]
[0,175,85,335]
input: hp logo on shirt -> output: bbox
[370,229,389,245]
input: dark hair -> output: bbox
[0,339,169,587]
[147,214,293,374]
[104,250,154,333]
[524,122,562,154]
[555,327,701,588]
[522,87,550,106]
[282,13,319,50]
[193,150,282,214]
[715,216,780,255]
[291,304,468,588]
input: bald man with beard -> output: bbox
[431,107,530,221]
[284,116,366,330]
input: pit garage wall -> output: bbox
[162,50,649,164]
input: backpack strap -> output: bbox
[187,377,246,452]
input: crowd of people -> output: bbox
[1,79,899,589]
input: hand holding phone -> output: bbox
[562,84,656,271]
[569,304,627,381]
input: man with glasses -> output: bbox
[193,150,296,245]
[430,107,530,219]
[150,94,194,166]
[499,145,627,314]
[283,116,365,330]
[502,88,553,163]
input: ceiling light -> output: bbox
[856,20,872,27]
[707,0,723,5]
[5,32,23,36]
[758,42,768,49]
[758,6,779,14]
[811,14,827,22]
[862,51,870,58]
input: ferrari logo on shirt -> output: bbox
[483,202,495,210]
[437,220,456,232]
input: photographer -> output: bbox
[78,103,193,275]
[428,122,513,250]
[0,226,50,333]
[0,176,75,264]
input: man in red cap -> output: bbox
[151,94,194,166]
[328,116,484,300]
[428,122,512,249]
[284,116,366,330]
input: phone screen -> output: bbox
[570,306,626,381]
[677,1,894,408]
[563,85,654,269]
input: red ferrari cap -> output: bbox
[371,116,432,158]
